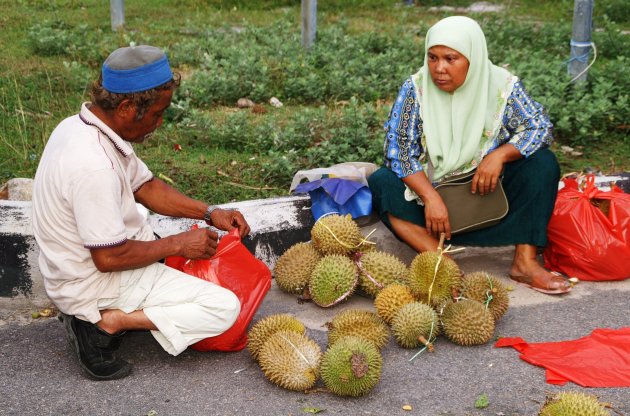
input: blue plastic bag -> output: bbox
[294,177,372,221]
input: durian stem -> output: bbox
[298,286,312,303]
[437,232,446,252]
[304,387,331,394]
[418,336,434,352]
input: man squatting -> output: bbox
[32,45,250,380]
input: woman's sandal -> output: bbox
[508,271,572,295]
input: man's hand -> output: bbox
[90,228,219,272]
[177,227,219,259]
[209,209,251,238]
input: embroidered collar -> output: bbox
[79,102,134,157]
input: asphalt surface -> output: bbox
[1,246,629,416]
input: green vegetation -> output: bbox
[1,0,628,203]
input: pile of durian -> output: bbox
[273,213,510,348]
[247,312,383,397]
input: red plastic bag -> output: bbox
[165,227,271,352]
[544,176,630,281]
[495,328,630,387]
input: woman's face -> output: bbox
[427,45,470,93]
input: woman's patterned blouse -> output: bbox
[384,78,554,179]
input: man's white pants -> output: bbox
[98,262,240,355]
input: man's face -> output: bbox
[123,88,173,143]
[427,45,470,93]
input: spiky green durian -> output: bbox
[311,214,367,256]
[391,302,440,349]
[356,251,409,298]
[326,309,389,350]
[539,391,611,416]
[258,330,321,392]
[320,336,382,397]
[273,242,321,294]
[460,271,509,321]
[248,314,306,361]
[309,255,358,307]
[441,299,495,346]
[408,251,461,307]
[374,283,416,325]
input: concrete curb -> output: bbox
[0,195,417,322]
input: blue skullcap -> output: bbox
[102,45,174,93]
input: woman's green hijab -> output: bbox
[412,16,515,181]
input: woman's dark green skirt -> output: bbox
[368,148,560,247]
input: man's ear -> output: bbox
[116,99,137,121]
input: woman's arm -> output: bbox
[474,80,554,195]
[501,80,554,157]
[473,143,522,196]
[384,79,451,238]
[384,78,425,178]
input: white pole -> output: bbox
[301,0,317,49]
[110,0,125,32]
[568,0,594,83]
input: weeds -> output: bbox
[0,1,628,202]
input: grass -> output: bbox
[1,0,628,203]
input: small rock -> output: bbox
[467,2,504,13]
[560,145,575,153]
[237,98,255,108]
[269,97,283,108]
[429,5,456,11]
[8,178,34,201]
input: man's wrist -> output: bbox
[203,205,218,225]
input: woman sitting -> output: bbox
[368,15,570,295]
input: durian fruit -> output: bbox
[248,314,306,361]
[311,214,366,256]
[273,242,321,294]
[258,330,322,392]
[309,255,358,307]
[374,283,416,325]
[356,251,409,298]
[460,271,509,321]
[539,391,611,416]
[408,251,461,307]
[391,302,440,349]
[327,309,389,350]
[440,299,495,346]
[320,336,383,397]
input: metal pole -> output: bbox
[301,0,317,50]
[110,0,125,32]
[568,0,593,83]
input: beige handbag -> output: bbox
[435,170,509,234]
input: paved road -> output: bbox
[1,247,629,416]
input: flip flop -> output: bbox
[508,271,572,295]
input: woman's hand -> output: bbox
[472,151,504,196]
[423,192,452,240]
[472,144,524,195]
[402,171,452,240]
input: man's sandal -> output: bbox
[508,271,572,295]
